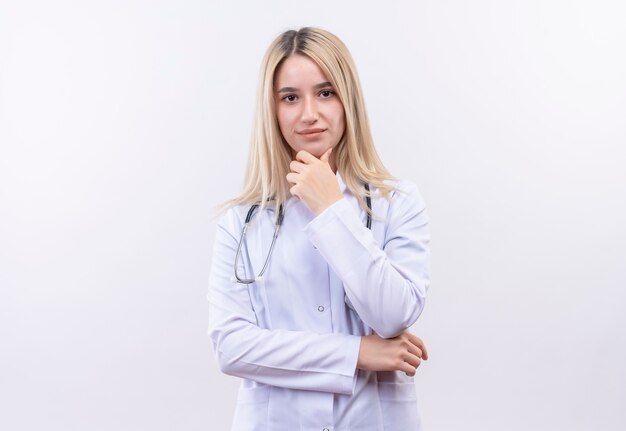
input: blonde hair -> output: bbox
[226,27,396,216]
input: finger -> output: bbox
[296,150,318,164]
[403,352,422,370]
[289,160,306,173]
[289,185,300,198]
[286,172,299,185]
[400,360,417,377]
[320,146,333,163]
[407,334,428,360]
[406,342,423,360]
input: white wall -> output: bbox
[1,1,624,430]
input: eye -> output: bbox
[282,94,297,102]
[319,89,335,98]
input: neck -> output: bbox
[329,156,337,174]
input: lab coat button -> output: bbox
[318,305,325,312]
[323,428,330,431]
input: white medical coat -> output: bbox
[208,173,430,431]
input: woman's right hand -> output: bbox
[356,331,428,377]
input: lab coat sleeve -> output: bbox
[304,181,430,339]
[207,208,361,395]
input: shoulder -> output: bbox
[382,178,427,213]
[378,179,429,235]
[216,202,280,234]
[214,204,251,240]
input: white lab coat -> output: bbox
[208,173,430,431]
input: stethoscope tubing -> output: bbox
[234,183,372,284]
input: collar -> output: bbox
[336,169,348,193]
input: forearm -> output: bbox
[305,190,430,338]
[209,301,360,394]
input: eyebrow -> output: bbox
[277,81,333,93]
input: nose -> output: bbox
[300,95,319,124]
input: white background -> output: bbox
[1,1,625,430]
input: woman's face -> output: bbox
[274,54,345,161]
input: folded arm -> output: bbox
[208,211,361,395]
[304,182,430,339]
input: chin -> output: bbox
[289,140,333,159]
[309,148,326,157]
[307,143,331,157]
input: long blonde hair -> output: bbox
[227,27,396,216]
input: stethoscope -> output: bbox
[234,183,373,284]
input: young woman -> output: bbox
[208,27,431,430]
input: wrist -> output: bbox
[314,195,343,216]
[356,336,365,369]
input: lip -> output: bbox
[297,128,326,135]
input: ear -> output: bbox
[320,147,333,163]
